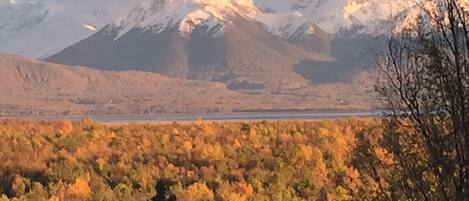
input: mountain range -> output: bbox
[0,0,419,114]
[46,0,335,89]
[0,0,411,58]
[0,0,415,58]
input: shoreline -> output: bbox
[0,110,381,123]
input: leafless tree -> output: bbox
[374,0,469,200]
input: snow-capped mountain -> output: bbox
[0,0,332,59]
[0,0,140,58]
[46,0,332,89]
[111,0,325,44]
[113,0,259,39]
[1,0,427,88]
[0,0,419,59]
[255,0,414,35]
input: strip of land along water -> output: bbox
[2,111,379,123]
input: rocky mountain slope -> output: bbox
[0,0,426,91]
[46,0,332,89]
[0,0,423,58]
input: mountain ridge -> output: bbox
[46,0,333,89]
[0,0,418,58]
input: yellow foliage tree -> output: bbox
[182,140,193,153]
[195,143,224,161]
[0,195,8,201]
[10,174,26,197]
[298,144,314,162]
[48,195,60,201]
[173,182,214,201]
[218,181,254,201]
[67,177,91,198]
[220,192,246,201]
[58,120,74,136]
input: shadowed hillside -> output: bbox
[0,54,378,116]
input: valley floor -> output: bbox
[0,54,379,116]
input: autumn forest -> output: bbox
[0,118,388,201]
[2,0,469,200]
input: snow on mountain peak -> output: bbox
[0,0,422,59]
[256,0,414,34]
[257,11,316,39]
[114,0,261,39]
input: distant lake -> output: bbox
[7,111,379,123]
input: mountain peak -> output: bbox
[256,0,414,34]
[0,0,420,59]
[47,0,333,89]
[113,0,260,39]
